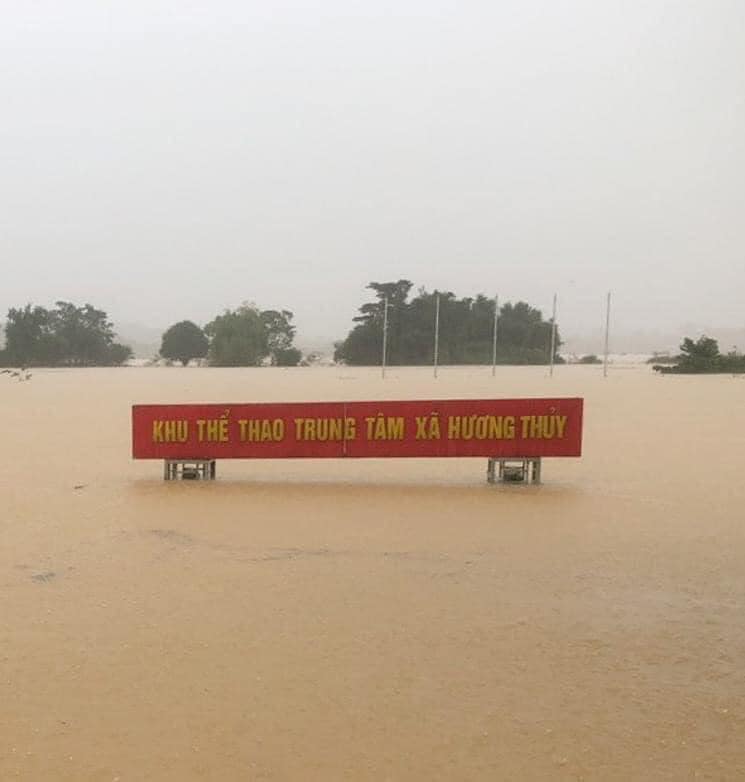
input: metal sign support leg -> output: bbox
[486,457,542,485]
[163,459,217,481]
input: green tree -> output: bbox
[160,321,209,366]
[3,302,131,366]
[106,343,134,366]
[205,304,268,366]
[4,305,61,365]
[678,336,720,371]
[496,301,561,364]
[261,309,299,365]
[52,301,119,365]
[335,280,414,365]
[334,282,561,366]
[653,336,745,374]
[274,347,302,366]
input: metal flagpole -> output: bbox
[381,297,389,379]
[491,294,499,377]
[549,293,557,377]
[433,293,440,378]
[603,291,611,378]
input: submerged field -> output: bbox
[2,365,744,780]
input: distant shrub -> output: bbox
[654,336,745,374]
[274,347,302,367]
[160,321,209,366]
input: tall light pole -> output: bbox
[549,293,557,377]
[381,297,389,379]
[491,294,499,377]
[433,293,440,378]
[603,291,611,378]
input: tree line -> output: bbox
[334,280,562,366]
[0,302,133,367]
[0,300,304,368]
[160,305,301,367]
[0,283,563,368]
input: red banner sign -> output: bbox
[132,398,583,460]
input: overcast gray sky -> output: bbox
[2,0,743,343]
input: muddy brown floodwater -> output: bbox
[1,365,744,780]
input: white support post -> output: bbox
[486,457,542,485]
[603,291,611,378]
[433,293,440,378]
[549,293,557,377]
[381,297,389,379]
[491,294,499,377]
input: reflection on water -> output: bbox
[1,366,744,780]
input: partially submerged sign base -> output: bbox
[487,457,541,484]
[132,398,583,483]
[164,459,216,481]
